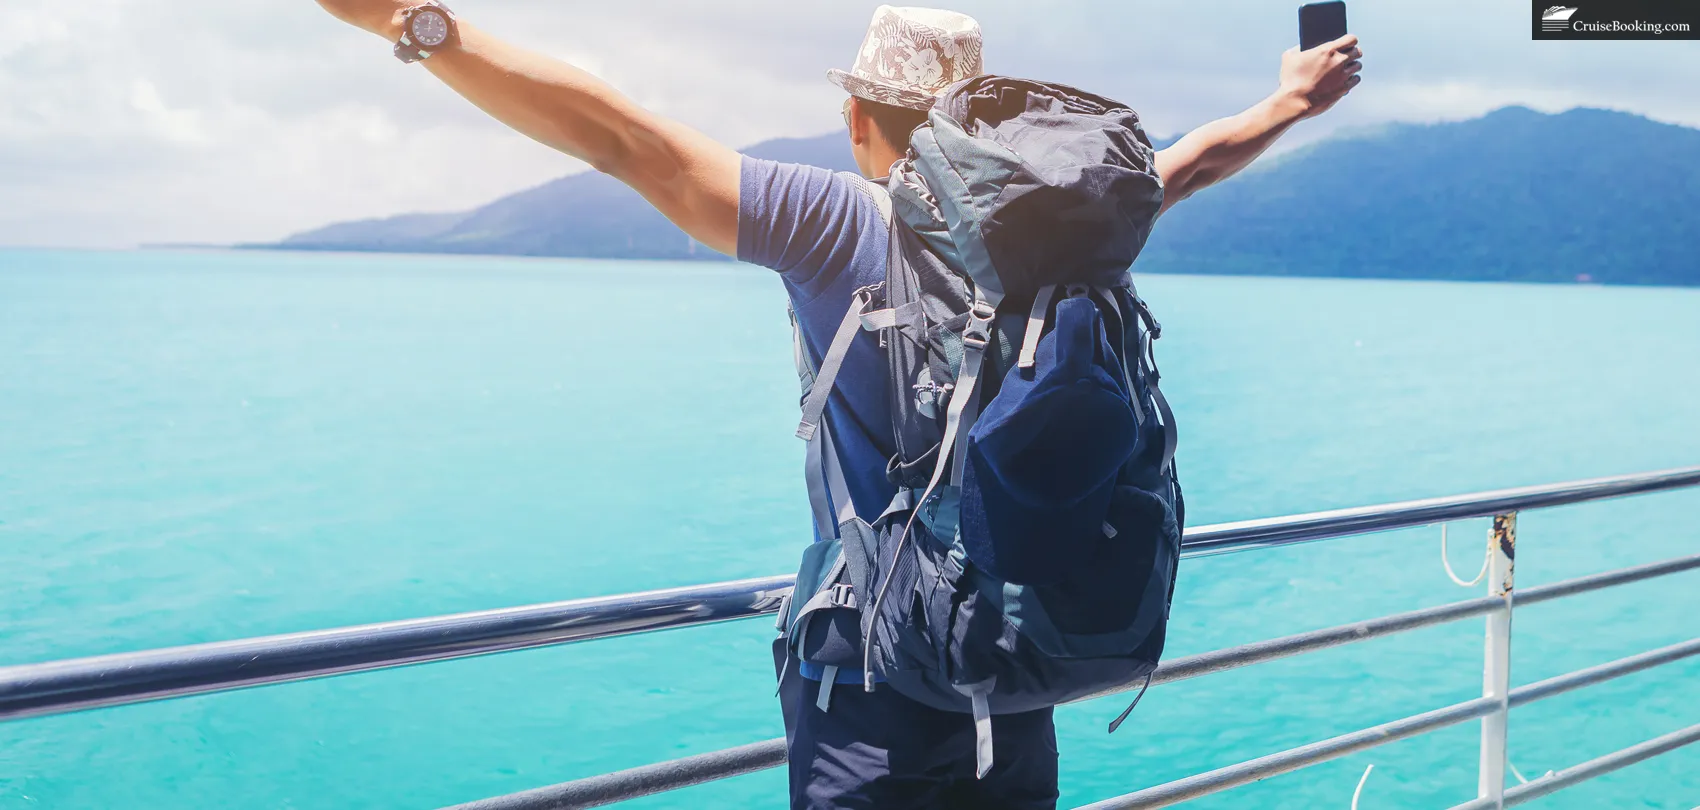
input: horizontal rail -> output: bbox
[445,739,788,810]
[1081,637,1700,809]
[1447,721,1700,809]
[0,575,793,722]
[437,554,1700,810]
[4,467,1696,724]
[1147,552,1700,691]
[1510,636,1700,709]
[441,740,790,810]
[1080,698,1505,809]
[1179,465,1700,555]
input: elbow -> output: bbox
[578,127,635,177]
[529,97,641,176]
[596,117,683,187]
[1188,168,1224,196]
[586,150,628,178]
[1172,161,1228,203]
[1161,170,1200,208]
[1157,167,1219,214]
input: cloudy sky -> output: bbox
[4,0,1697,248]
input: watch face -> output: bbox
[410,10,450,47]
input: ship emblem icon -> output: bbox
[1541,5,1579,30]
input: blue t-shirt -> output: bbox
[739,157,898,683]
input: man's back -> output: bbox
[739,159,897,534]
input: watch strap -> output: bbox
[394,37,433,64]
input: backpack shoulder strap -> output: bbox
[794,176,906,441]
[795,285,882,441]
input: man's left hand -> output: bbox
[1278,34,1364,120]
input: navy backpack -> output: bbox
[777,76,1184,778]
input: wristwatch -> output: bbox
[394,3,459,63]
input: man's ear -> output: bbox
[847,96,868,147]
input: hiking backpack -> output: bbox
[776,76,1184,777]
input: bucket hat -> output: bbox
[827,5,983,111]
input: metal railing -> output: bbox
[3,466,1699,809]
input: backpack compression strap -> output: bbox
[1016,284,1059,370]
[804,418,857,540]
[1099,285,1180,473]
[952,677,998,779]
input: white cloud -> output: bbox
[2,0,1696,248]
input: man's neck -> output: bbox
[861,141,907,180]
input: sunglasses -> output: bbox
[842,97,853,129]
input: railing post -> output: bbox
[1478,512,1517,808]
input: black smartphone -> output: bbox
[1299,1,1348,50]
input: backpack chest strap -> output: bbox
[794,286,924,446]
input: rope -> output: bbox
[1351,763,1375,810]
[1440,523,1489,587]
[1508,757,1552,784]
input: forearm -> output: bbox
[1155,92,1307,211]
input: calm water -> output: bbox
[2,249,1698,809]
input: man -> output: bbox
[311,2,1364,807]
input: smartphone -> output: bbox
[1299,1,1348,50]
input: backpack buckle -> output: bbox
[914,380,952,418]
[962,300,995,351]
[829,582,857,609]
[1133,296,1162,340]
[852,283,886,308]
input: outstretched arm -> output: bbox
[315,1,742,255]
[1154,34,1363,214]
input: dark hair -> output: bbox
[861,99,929,148]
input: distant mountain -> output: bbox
[267,107,1700,286]
[1141,106,1700,286]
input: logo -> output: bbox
[1532,0,1697,39]
[1541,5,1580,30]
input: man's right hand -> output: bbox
[314,0,407,40]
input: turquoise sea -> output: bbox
[2,248,1698,809]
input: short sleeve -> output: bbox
[738,156,887,302]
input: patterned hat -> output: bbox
[827,6,983,111]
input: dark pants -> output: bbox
[774,642,1059,810]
